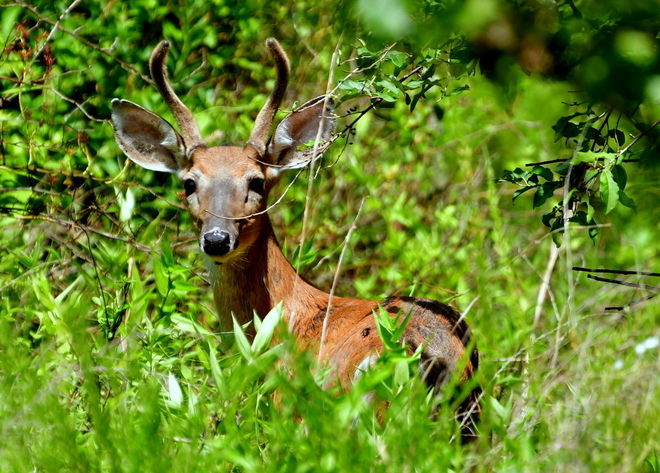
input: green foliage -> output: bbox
[371,305,422,398]
[346,0,660,243]
[1,0,659,472]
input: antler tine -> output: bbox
[149,40,205,151]
[248,38,291,155]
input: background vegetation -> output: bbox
[1,0,659,471]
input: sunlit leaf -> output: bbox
[164,372,183,408]
[600,168,620,214]
[233,315,253,361]
[252,302,283,354]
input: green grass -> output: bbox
[1,2,659,472]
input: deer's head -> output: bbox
[111,39,334,263]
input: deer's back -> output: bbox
[291,295,477,391]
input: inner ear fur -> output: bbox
[267,96,335,172]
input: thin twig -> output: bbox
[590,108,613,152]
[289,38,343,332]
[524,158,640,167]
[534,244,561,329]
[1,212,151,251]
[617,119,660,156]
[510,241,559,437]
[579,270,660,312]
[573,266,660,277]
[586,274,659,292]
[318,198,365,363]
[605,292,658,311]
[45,85,106,122]
[27,0,82,69]
[0,164,186,210]
[512,223,612,262]
[524,158,569,167]
[8,1,151,83]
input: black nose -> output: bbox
[202,231,233,256]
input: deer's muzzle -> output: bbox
[202,229,236,256]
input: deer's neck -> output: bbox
[208,217,329,332]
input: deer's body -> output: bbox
[111,38,480,438]
[209,215,475,389]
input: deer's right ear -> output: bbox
[111,99,188,174]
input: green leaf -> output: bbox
[448,84,470,96]
[161,236,175,269]
[600,168,620,214]
[608,128,626,146]
[171,314,213,336]
[513,185,537,201]
[391,308,412,343]
[338,79,366,92]
[0,7,21,41]
[386,50,408,68]
[376,91,397,102]
[164,372,183,408]
[252,302,283,354]
[117,186,136,222]
[552,113,584,141]
[376,80,401,102]
[569,211,598,240]
[207,343,224,395]
[404,80,424,89]
[576,151,615,163]
[541,209,557,227]
[498,167,533,185]
[533,182,562,208]
[555,160,571,176]
[489,396,512,421]
[618,190,636,211]
[393,359,410,386]
[611,164,627,190]
[33,276,56,312]
[152,249,169,297]
[585,197,595,222]
[550,217,565,246]
[530,165,554,181]
[172,280,200,293]
[232,316,253,361]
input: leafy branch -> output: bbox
[497,103,658,243]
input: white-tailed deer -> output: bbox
[111,39,480,439]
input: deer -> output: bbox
[110,38,481,439]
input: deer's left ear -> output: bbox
[267,96,335,177]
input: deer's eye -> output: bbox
[183,178,197,196]
[248,177,265,196]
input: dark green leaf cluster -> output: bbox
[497,100,651,243]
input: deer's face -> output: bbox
[181,145,271,262]
[111,39,334,264]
